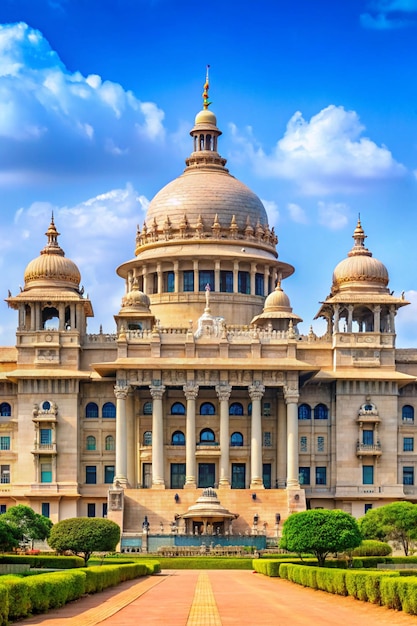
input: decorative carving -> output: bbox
[114,384,130,400]
[215,383,232,402]
[248,381,265,401]
[183,382,199,400]
[149,384,166,400]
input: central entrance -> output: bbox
[198,463,215,488]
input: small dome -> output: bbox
[24,218,81,290]
[332,219,389,293]
[263,285,291,312]
[195,108,217,126]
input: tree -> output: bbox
[280,509,362,566]
[48,517,120,565]
[1,505,52,548]
[359,501,417,556]
[0,518,21,552]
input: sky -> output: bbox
[0,0,417,347]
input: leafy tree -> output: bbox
[48,517,120,565]
[1,504,52,548]
[0,518,21,552]
[280,509,362,566]
[359,501,417,556]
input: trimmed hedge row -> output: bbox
[0,555,84,569]
[254,560,417,615]
[0,561,158,624]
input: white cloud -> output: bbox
[361,0,417,28]
[317,201,350,230]
[0,22,168,185]
[261,199,279,226]
[287,202,308,224]
[231,105,405,195]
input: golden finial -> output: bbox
[202,65,211,110]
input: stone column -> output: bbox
[249,382,265,488]
[126,389,135,487]
[277,392,287,488]
[250,262,256,296]
[216,383,232,487]
[333,304,339,333]
[233,261,239,294]
[184,382,199,488]
[150,384,166,488]
[373,305,381,333]
[193,260,199,293]
[174,260,179,293]
[347,305,353,332]
[214,261,221,292]
[114,383,130,486]
[263,266,269,296]
[284,383,300,488]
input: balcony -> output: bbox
[31,443,57,455]
[195,442,220,457]
[356,441,382,457]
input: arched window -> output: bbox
[403,405,415,423]
[231,432,244,447]
[102,402,116,418]
[105,435,115,451]
[143,401,152,415]
[86,436,96,451]
[171,402,186,415]
[298,404,311,420]
[42,401,51,411]
[229,402,244,416]
[0,403,11,417]
[200,402,215,416]
[85,402,99,418]
[171,431,185,445]
[143,431,152,446]
[200,428,215,443]
[314,404,328,420]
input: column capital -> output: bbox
[149,384,166,400]
[114,384,130,400]
[183,381,199,400]
[216,383,232,402]
[284,384,299,404]
[248,381,265,401]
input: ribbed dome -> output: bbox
[120,280,151,312]
[145,168,268,232]
[263,285,291,312]
[24,218,81,290]
[332,219,389,292]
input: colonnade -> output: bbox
[112,380,300,490]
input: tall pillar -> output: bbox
[373,304,381,333]
[126,390,135,487]
[277,392,287,488]
[150,384,166,488]
[216,383,232,487]
[249,382,265,488]
[284,383,300,488]
[184,382,199,488]
[114,383,130,486]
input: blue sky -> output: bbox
[1,0,417,346]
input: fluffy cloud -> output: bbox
[0,22,167,185]
[361,0,417,28]
[261,199,279,226]
[232,105,405,195]
[287,202,308,224]
[317,201,350,230]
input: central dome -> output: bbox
[145,168,268,232]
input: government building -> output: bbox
[1,78,416,547]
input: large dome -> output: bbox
[23,218,81,290]
[145,168,268,233]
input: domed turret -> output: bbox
[251,281,302,331]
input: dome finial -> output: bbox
[202,65,211,110]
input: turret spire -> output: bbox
[203,65,211,110]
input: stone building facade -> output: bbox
[0,80,416,539]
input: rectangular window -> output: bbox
[40,429,52,445]
[41,502,50,518]
[102,502,108,518]
[238,271,250,294]
[404,437,414,452]
[315,466,327,485]
[263,432,271,447]
[104,466,115,484]
[364,503,373,514]
[362,430,374,445]
[220,270,233,292]
[0,504,6,514]
[170,463,186,489]
[255,273,264,296]
[40,462,52,483]
[300,436,308,453]
[403,466,414,485]
[87,503,96,518]
[199,270,214,291]
[86,466,97,484]
[0,436,10,450]
[299,466,310,485]
[0,465,10,484]
[263,402,271,417]
[317,436,325,453]
[183,270,194,292]
[164,271,175,293]
[362,465,374,485]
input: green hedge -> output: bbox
[127,557,253,570]
[0,554,84,568]
[351,540,392,557]
[0,561,157,622]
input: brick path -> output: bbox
[16,570,417,625]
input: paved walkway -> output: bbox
[16,570,417,626]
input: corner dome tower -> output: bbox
[117,70,294,327]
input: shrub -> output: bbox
[351,540,392,557]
